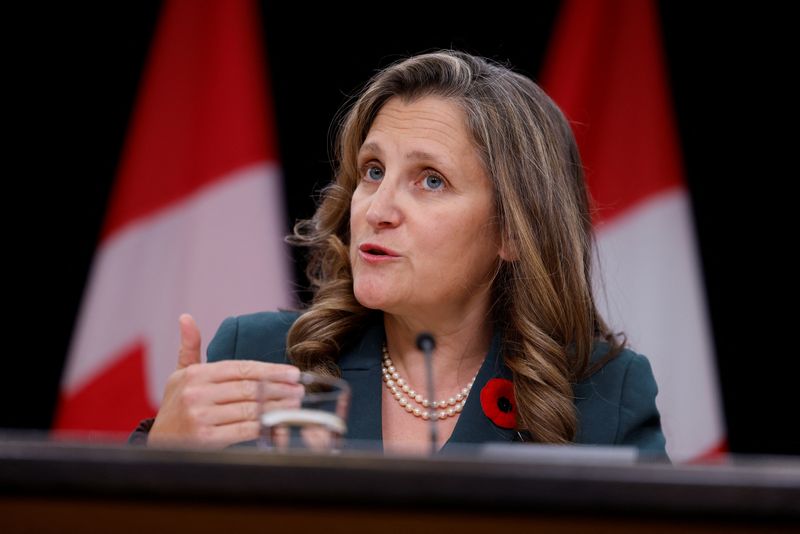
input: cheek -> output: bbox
[349,193,367,229]
[440,215,499,271]
[349,199,363,248]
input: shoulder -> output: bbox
[582,343,657,397]
[573,343,665,453]
[206,310,301,364]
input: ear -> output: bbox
[498,232,519,262]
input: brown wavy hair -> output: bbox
[286,50,624,443]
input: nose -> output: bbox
[365,178,402,229]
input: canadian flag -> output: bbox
[541,0,725,461]
[54,0,292,437]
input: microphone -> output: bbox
[416,332,435,353]
[416,332,437,455]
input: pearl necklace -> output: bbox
[381,343,476,421]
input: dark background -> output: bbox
[6,2,796,455]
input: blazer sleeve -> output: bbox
[614,353,667,455]
[205,311,298,364]
[128,417,154,445]
[206,315,239,363]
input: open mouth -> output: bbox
[359,243,398,257]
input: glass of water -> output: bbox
[258,371,350,452]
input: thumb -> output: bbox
[177,313,202,369]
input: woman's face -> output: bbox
[349,95,504,320]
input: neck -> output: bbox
[382,302,494,393]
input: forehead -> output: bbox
[359,96,479,170]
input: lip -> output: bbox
[358,242,401,263]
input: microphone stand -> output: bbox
[416,333,437,456]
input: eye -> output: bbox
[421,173,445,191]
[365,166,384,182]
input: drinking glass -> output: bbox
[258,371,350,452]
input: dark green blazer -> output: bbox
[206,311,666,455]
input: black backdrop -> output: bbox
[6,2,797,455]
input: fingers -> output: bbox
[202,360,301,384]
[195,420,262,449]
[177,313,202,370]
[198,398,302,427]
[153,347,303,450]
[207,379,304,405]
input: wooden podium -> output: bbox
[2,438,798,533]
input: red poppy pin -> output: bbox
[480,378,517,429]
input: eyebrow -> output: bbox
[358,141,451,169]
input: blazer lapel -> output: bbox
[338,320,385,449]
[442,329,518,452]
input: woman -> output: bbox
[133,50,665,455]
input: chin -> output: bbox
[353,288,385,310]
[353,281,394,311]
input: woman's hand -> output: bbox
[147,313,303,449]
